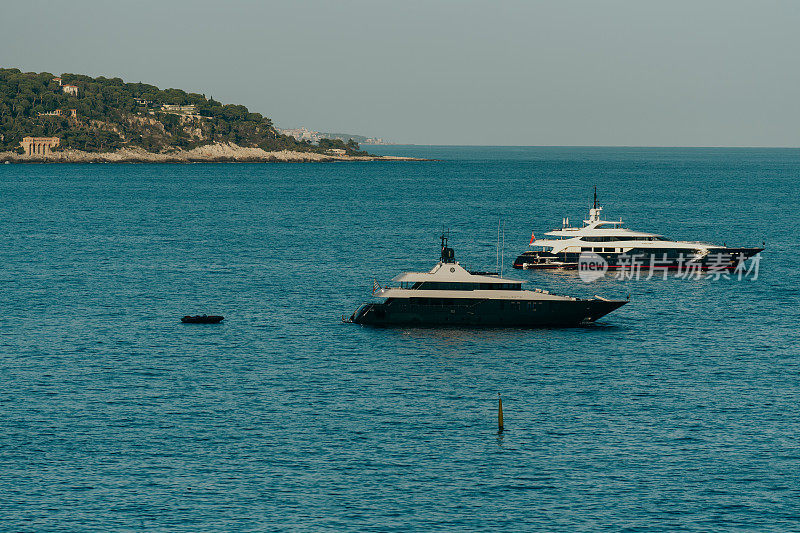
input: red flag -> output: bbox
[529,232,536,245]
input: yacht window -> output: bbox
[415,282,486,290]
[591,237,612,242]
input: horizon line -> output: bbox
[379,144,800,149]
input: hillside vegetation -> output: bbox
[0,68,368,155]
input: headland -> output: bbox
[0,69,422,163]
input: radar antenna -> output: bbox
[440,230,455,263]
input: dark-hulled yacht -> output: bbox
[514,190,763,271]
[345,235,627,327]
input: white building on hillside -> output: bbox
[160,104,197,114]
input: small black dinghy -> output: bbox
[181,315,224,324]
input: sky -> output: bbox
[2,0,799,146]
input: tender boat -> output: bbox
[514,189,763,271]
[345,235,627,327]
[181,315,224,324]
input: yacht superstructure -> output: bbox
[513,191,763,271]
[346,235,627,327]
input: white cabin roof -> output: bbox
[544,226,661,238]
[529,202,716,251]
[392,261,523,284]
[376,286,575,301]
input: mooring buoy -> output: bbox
[498,393,504,433]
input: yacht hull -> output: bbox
[513,247,763,271]
[351,298,626,327]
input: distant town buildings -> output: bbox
[277,127,392,145]
[134,97,152,106]
[278,127,321,142]
[362,137,389,145]
[20,136,60,156]
[326,148,347,156]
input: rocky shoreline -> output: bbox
[0,142,424,163]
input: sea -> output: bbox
[1,146,799,531]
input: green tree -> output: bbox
[0,68,373,155]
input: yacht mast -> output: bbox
[501,220,505,277]
[496,219,500,274]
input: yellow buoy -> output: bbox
[498,393,504,433]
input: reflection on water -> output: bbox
[394,326,531,343]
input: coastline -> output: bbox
[0,142,426,163]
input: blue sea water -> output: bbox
[1,146,799,531]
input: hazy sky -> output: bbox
[3,0,799,146]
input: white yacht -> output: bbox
[346,235,627,327]
[513,190,763,271]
